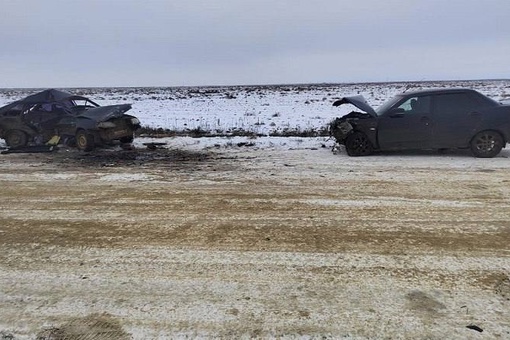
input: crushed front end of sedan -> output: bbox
[0,89,141,151]
[329,95,377,155]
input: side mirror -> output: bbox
[387,108,405,117]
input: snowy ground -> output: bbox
[0,81,510,339]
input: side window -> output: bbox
[396,96,431,114]
[3,103,24,116]
[434,93,479,115]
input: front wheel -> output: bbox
[75,130,95,151]
[5,129,28,148]
[470,130,504,158]
[119,134,134,144]
[345,132,373,156]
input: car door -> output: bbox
[23,103,66,132]
[430,92,484,148]
[377,95,433,150]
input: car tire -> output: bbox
[5,129,28,148]
[120,135,134,144]
[75,130,95,151]
[345,132,373,156]
[470,130,504,158]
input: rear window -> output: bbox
[434,92,485,115]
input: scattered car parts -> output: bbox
[1,145,57,154]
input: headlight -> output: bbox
[131,118,140,125]
[97,121,116,128]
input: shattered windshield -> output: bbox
[71,98,100,108]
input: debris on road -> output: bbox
[1,145,57,154]
[143,142,167,150]
[466,325,484,333]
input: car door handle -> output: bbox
[420,116,430,125]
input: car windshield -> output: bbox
[70,98,100,108]
[375,95,403,116]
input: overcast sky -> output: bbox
[0,0,509,88]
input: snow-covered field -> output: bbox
[1,80,509,137]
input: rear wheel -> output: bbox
[5,129,28,148]
[470,130,504,158]
[75,130,94,151]
[345,132,373,156]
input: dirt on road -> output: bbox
[0,140,509,339]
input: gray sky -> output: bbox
[0,0,509,88]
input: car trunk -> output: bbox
[77,104,132,122]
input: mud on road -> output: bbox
[0,140,509,339]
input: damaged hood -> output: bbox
[332,95,377,117]
[76,104,132,121]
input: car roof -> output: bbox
[398,88,479,97]
[0,89,92,113]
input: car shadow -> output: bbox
[375,148,510,158]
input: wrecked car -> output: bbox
[0,89,141,151]
[330,88,510,158]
